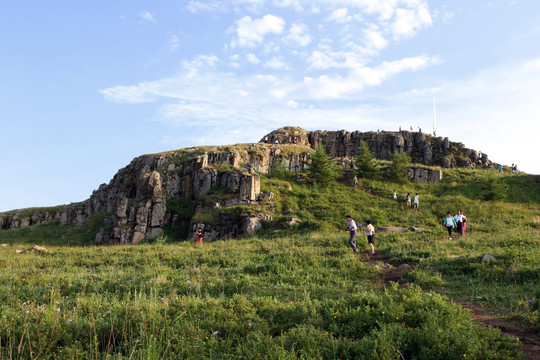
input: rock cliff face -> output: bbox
[1,144,311,243]
[0,127,490,242]
[261,126,489,168]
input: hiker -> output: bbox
[264,136,268,143]
[366,220,375,255]
[341,159,346,168]
[195,228,203,245]
[392,190,397,201]
[406,193,411,207]
[413,193,419,210]
[293,136,298,144]
[443,212,457,240]
[345,215,358,254]
[353,175,358,186]
[461,211,467,235]
[498,164,503,173]
[454,211,463,236]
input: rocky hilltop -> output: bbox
[262,127,488,168]
[0,127,491,243]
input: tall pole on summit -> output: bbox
[433,96,437,136]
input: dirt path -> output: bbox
[367,254,540,359]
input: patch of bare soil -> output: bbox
[455,300,540,360]
[367,254,540,359]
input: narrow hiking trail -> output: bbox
[367,254,540,359]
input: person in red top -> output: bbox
[195,228,203,245]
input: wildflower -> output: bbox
[67,319,72,323]
[22,302,27,306]
[248,322,252,328]
[57,308,61,312]
[213,331,219,336]
[187,280,191,284]
[55,301,60,305]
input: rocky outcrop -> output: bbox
[407,168,443,183]
[1,127,492,243]
[262,127,489,168]
[0,144,310,244]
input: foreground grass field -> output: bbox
[0,167,538,359]
[0,235,527,359]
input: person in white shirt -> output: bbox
[454,211,463,236]
[365,220,376,255]
[413,193,419,210]
[345,215,358,254]
[392,190,397,201]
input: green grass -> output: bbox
[0,166,538,359]
[0,235,524,359]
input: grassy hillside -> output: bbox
[0,165,538,359]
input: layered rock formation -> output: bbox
[1,127,491,243]
[261,126,489,168]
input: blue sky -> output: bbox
[1,0,540,212]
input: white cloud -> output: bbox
[233,15,285,47]
[233,0,266,12]
[181,55,220,78]
[283,23,312,47]
[273,0,303,11]
[390,5,432,39]
[247,53,260,64]
[307,49,368,70]
[264,57,289,70]
[302,55,439,99]
[362,25,387,51]
[442,11,454,23]
[138,11,155,23]
[229,54,241,68]
[286,99,300,108]
[187,1,226,13]
[170,35,180,52]
[327,8,352,23]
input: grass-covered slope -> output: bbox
[0,166,538,359]
[0,236,525,359]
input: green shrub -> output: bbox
[308,146,337,188]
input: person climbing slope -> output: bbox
[443,212,457,240]
[365,220,376,255]
[345,215,358,254]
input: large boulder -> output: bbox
[377,227,408,233]
[242,217,262,236]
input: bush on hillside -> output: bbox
[309,146,337,188]
[484,176,508,201]
[355,141,377,179]
[389,151,412,184]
